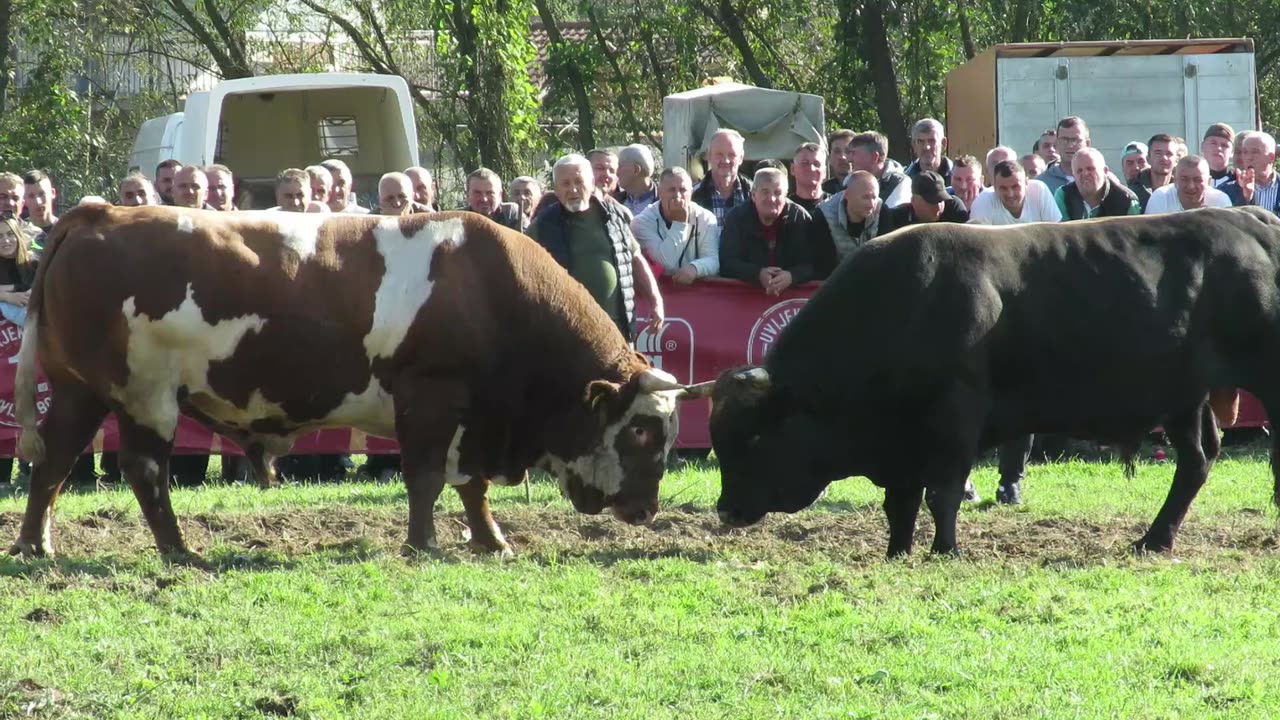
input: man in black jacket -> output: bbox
[463,168,522,231]
[719,167,831,295]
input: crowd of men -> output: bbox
[1,111,1275,486]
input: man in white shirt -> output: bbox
[1144,155,1232,214]
[969,160,1062,225]
[965,157,1059,506]
[631,167,719,284]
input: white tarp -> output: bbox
[663,82,825,176]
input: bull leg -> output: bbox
[116,415,191,556]
[883,483,924,558]
[245,442,279,489]
[925,476,968,555]
[1135,404,1215,553]
[395,377,465,555]
[10,384,108,558]
[455,476,512,557]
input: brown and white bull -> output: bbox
[9,204,706,558]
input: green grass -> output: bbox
[1,443,1280,718]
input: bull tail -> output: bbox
[14,311,42,463]
[12,204,105,464]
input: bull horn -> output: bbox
[637,367,684,393]
[678,380,715,400]
[733,367,771,387]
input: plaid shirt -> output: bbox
[705,180,748,223]
[619,185,658,217]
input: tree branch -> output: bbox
[956,0,976,60]
[532,0,594,150]
[200,0,251,76]
[159,0,240,78]
[295,0,396,75]
[587,5,658,145]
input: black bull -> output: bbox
[709,206,1280,557]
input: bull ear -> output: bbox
[586,380,621,420]
[677,381,715,400]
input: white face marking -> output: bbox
[444,425,470,486]
[111,283,266,440]
[363,216,465,360]
[270,212,329,262]
[176,215,195,233]
[548,388,681,497]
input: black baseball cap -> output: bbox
[911,171,949,203]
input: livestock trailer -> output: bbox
[945,39,1259,167]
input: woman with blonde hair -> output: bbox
[0,216,37,326]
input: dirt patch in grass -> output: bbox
[1,498,1277,571]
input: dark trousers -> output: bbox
[998,434,1034,485]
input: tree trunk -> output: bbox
[861,0,909,160]
[0,0,11,115]
[587,6,657,145]
[956,0,976,60]
[698,0,773,88]
[533,0,595,150]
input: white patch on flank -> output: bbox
[176,215,195,233]
[271,211,329,262]
[111,283,266,440]
[444,425,470,486]
[326,377,396,439]
[363,216,466,360]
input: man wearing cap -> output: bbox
[1120,142,1150,184]
[1054,148,1141,220]
[878,170,969,236]
[1201,123,1236,187]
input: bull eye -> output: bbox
[631,425,648,442]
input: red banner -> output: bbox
[0,278,1266,456]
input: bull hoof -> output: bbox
[469,540,515,559]
[161,548,208,569]
[8,538,53,558]
[401,540,443,558]
[1133,536,1173,554]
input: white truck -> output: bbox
[944,38,1259,166]
[129,72,420,209]
[662,81,826,181]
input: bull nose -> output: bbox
[717,510,735,525]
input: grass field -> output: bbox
[3,442,1280,718]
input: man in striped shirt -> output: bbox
[1221,131,1280,215]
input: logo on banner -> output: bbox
[634,317,695,384]
[747,299,809,364]
[0,319,49,427]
